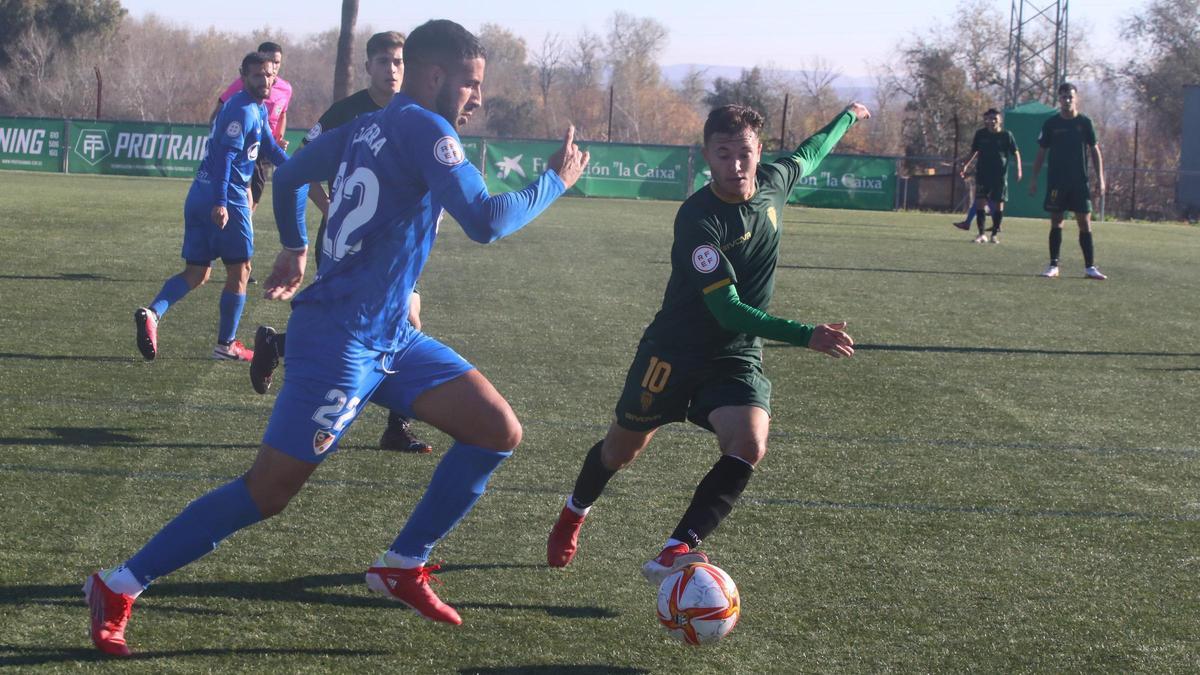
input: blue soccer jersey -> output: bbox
[197,90,288,207]
[273,92,567,352]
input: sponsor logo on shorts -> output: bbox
[313,429,336,455]
[305,123,322,142]
[434,136,464,166]
[691,245,720,273]
[623,412,662,423]
[225,121,242,138]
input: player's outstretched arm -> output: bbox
[701,283,854,358]
[790,103,870,179]
[438,124,590,244]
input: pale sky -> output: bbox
[120,0,1137,78]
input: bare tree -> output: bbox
[532,34,562,135]
[332,0,358,100]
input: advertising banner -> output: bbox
[484,139,691,200]
[692,153,897,211]
[0,117,65,172]
[69,120,211,178]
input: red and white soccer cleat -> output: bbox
[641,543,710,586]
[365,559,462,625]
[83,572,134,657]
[212,339,254,361]
[134,308,158,361]
[546,506,586,568]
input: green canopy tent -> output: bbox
[1002,101,1056,218]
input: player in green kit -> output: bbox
[1028,82,1107,280]
[960,108,1021,244]
[547,102,869,583]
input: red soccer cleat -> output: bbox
[546,506,586,568]
[134,308,158,361]
[212,339,254,361]
[641,543,710,586]
[83,572,134,657]
[365,561,462,625]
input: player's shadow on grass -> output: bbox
[0,644,388,666]
[767,342,1200,358]
[1,566,615,621]
[460,662,652,667]
[0,272,118,282]
[0,426,256,452]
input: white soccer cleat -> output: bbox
[973,234,988,244]
[1084,266,1108,280]
[1040,264,1060,278]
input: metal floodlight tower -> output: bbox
[1005,0,1070,108]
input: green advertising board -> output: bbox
[484,139,691,200]
[1002,101,1057,218]
[691,153,897,211]
[69,120,212,178]
[0,117,65,172]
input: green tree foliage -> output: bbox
[703,67,771,120]
[1120,0,1200,138]
[0,0,125,66]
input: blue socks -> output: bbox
[149,274,192,319]
[218,290,246,344]
[125,477,263,586]
[390,443,512,562]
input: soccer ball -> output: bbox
[656,562,740,645]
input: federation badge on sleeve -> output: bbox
[225,120,242,138]
[434,136,465,166]
[692,245,720,273]
[305,123,322,142]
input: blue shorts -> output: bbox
[182,183,253,265]
[262,305,474,463]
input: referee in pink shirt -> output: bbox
[211,41,293,211]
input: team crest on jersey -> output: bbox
[767,206,778,231]
[692,244,720,273]
[247,142,260,161]
[225,120,242,138]
[434,136,465,166]
[305,123,322,142]
[313,429,336,455]
[640,391,654,413]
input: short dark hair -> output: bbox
[1058,82,1077,94]
[404,20,485,69]
[703,105,764,145]
[257,41,283,55]
[240,51,270,74]
[983,108,1001,117]
[366,31,405,60]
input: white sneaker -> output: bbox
[973,234,988,243]
[1040,264,1060,278]
[1084,266,1108,280]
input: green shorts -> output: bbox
[613,339,772,433]
[975,174,1008,203]
[1044,184,1092,214]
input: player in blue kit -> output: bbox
[85,20,589,656]
[133,52,288,362]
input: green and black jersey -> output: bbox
[302,89,384,149]
[970,129,1018,183]
[640,110,857,360]
[1037,113,1097,191]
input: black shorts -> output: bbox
[1043,184,1092,214]
[250,156,270,205]
[612,339,772,433]
[975,174,1008,203]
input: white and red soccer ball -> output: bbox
[656,562,740,645]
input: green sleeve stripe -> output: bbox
[790,110,857,178]
[702,278,732,294]
[701,282,815,347]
